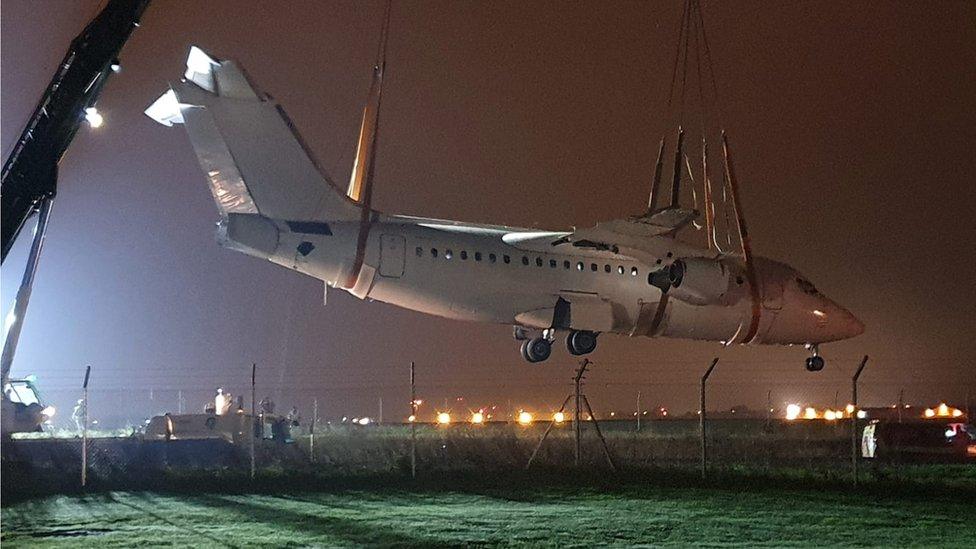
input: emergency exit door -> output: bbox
[379,234,405,277]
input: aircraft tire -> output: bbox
[524,338,551,363]
[567,330,598,355]
[805,356,825,372]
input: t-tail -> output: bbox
[144,47,368,263]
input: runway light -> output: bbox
[924,408,936,418]
[785,404,801,421]
[436,412,451,425]
[803,407,818,420]
[85,107,103,128]
[553,412,566,423]
[357,417,370,426]
[471,411,484,424]
[952,409,963,417]
[407,415,416,422]
[845,404,855,415]
[824,410,837,421]
[517,411,533,425]
[856,410,867,419]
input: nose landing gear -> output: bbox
[804,343,825,372]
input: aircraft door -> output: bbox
[379,234,405,278]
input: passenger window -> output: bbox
[445,249,453,259]
[617,266,625,274]
[591,263,598,272]
[577,261,584,271]
[563,260,571,269]
[522,256,529,266]
[604,264,611,273]
[504,255,511,264]
[489,253,496,263]
[460,250,468,260]
[415,246,423,257]
[549,259,557,268]
[631,267,638,276]
[475,252,482,261]
[431,248,438,258]
[536,257,543,267]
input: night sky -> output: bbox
[3,1,975,424]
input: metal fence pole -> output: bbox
[410,361,416,479]
[250,363,256,480]
[636,391,642,432]
[700,358,719,480]
[81,365,91,488]
[851,355,868,486]
[310,397,317,463]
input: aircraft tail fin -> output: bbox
[145,46,361,222]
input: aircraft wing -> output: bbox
[504,207,699,262]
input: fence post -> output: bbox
[700,358,719,480]
[636,391,642,432]
[250,363,256,480]
[851,355,868,486]
[310,397,317,463]
[410,361,417,479]
[81,365,91,488]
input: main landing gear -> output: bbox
[515,328,598,363]
[804,343,825,372]
[567,330,598,356]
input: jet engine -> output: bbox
[665,258,734,306]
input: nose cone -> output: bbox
[817,300,865,341]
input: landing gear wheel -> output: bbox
[566,330,598,356]
[805,356,825,372]
[522,337,552,363]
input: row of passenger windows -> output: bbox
[414,246,641,277]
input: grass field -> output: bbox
[3,475,975,548]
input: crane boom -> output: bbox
[0,0,150,263]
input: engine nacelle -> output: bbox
[667,258,734,306]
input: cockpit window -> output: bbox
[795,277,819,295]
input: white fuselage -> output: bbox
[232,212,862,347]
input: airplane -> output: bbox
[145,46,863,371]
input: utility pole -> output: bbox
[410,361,416,479]
[378,396,383,424]
[529,358,613,471]
[574,359,588,467]
[177,389,184,415]
[81,365,91,488]
[250,362,256,480]
[700,358,719,480]
[851,356,868,486]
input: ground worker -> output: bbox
[214,387,233,415]
[71,398,86,431]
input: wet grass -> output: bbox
[3,472,974,547]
